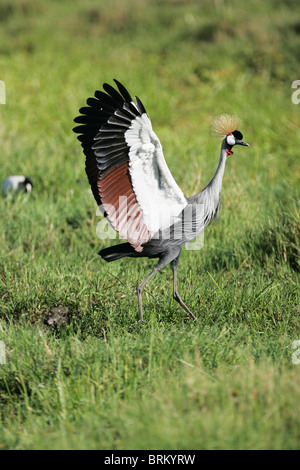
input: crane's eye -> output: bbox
[226,134,235,146]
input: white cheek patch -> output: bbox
[226,134,235,146]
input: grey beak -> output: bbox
[235,140,250,147]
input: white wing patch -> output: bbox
[125,113,187,233]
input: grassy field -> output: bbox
[0,0,299,450]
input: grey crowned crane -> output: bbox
[73,80,249,323]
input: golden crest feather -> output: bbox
[211,114,241,140]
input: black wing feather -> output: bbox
[114,79,133,103]
[73,80,148,205]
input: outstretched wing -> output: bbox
[73,80,187,252]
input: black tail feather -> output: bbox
[99,243,139,262]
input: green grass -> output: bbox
[0,0,299,450]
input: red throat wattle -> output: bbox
[226,132,233,156]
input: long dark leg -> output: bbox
[137,249,180,323]
[171,252,196,320]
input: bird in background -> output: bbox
[1,176,33,197]
[73,80,250,323]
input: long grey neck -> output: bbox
[187,139,228,227]
[194,139,227,223]
[208,139,227,195]
[189,139,228,209]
